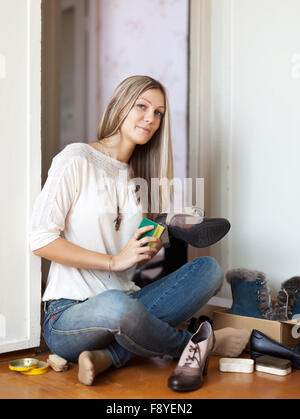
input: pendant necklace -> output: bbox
[114,203,122,231]
[97,141,123,231]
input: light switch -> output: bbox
[0,54,6,79]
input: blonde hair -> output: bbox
[97,75,174,217]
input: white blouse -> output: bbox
[29,143,143,301]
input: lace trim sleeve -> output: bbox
[29,151,80,252]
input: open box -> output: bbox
[213,308,300,349]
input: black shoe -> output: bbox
[250,329,300,369]
[155,210,231,249]
[169,218,231,248]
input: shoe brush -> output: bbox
[47,354,69,372]
[255,355,292,376]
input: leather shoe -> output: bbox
[169,218,231,248]
[155,208,231,249]
[250,329,300,369]
[168,321,215,392]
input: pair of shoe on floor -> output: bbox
[168,319,300,393]
[226,268,300,321]
[154,207,231,249]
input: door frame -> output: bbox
[0,0,42,354]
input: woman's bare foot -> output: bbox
[213,327,250,357]
[78,349,113,386]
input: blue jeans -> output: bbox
[43,257,223,367]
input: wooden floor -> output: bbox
[0,349,299,399]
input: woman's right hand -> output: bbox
[111,225,160,272]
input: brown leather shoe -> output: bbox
[168,321,215,392]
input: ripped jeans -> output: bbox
[43,256,223,367]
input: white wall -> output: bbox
[0,0,41,352]
[210,0,300,298]
[97,0,189,180]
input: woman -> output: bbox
[30,75,247,387]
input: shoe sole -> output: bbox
[168,357,209,392]
[167,382,203,393]
[169,218,231,248]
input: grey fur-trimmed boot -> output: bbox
[270,277,300,321]
[226,269,273,319]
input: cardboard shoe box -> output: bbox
[213,308,300,349]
